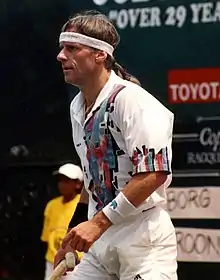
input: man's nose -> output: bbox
[57,49,67,62]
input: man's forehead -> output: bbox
[59,41,82,48]
[59,31,114,57]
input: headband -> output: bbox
[59,32,114,57]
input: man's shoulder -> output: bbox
[114,81,151,100]
[111,82,173,117]
[113,82,160,106]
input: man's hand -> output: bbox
[62,212,112,253]
[54,242,78,271]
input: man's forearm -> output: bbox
[92,171,167,228]
[122,171,167,207]
[68,186,89,228]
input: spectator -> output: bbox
[41,163,83,280]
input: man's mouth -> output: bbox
[62,65,74,71]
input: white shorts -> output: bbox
[44,260,75,280]
[72,206,178,280]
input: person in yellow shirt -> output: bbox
[41,163,83,280]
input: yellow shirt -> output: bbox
[41,195,81,263]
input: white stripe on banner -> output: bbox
[176,227,220,262]
[166,187,220,219]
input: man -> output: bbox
[55,10,177,280]
[41,163,83,280]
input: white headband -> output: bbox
[59,32,114,57]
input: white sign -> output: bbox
[93,0,220,29]
[166,187,220,219]
[176,227,220,262]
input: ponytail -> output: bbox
[113,60,141,86]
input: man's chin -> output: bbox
[64,77,72,84]
[64,76,79,87]
[64,76,74,84]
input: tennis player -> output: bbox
[55,10,177,280]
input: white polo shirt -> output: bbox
[70,71,174,219]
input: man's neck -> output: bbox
[81,69,111,106]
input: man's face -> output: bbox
[57,30,98,86]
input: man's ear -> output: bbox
[95,51,107,64]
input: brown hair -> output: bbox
[62,10,141,85]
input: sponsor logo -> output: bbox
[168,68,220,103]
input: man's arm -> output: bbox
[68,186,89,229]
[92,88,173,228]
[54,186,89,268]
[92,171,167,228]
[121,172,167,207]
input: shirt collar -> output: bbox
[71,71,122,125]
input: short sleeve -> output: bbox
[110,87,174,175]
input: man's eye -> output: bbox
[67,46,77,52]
